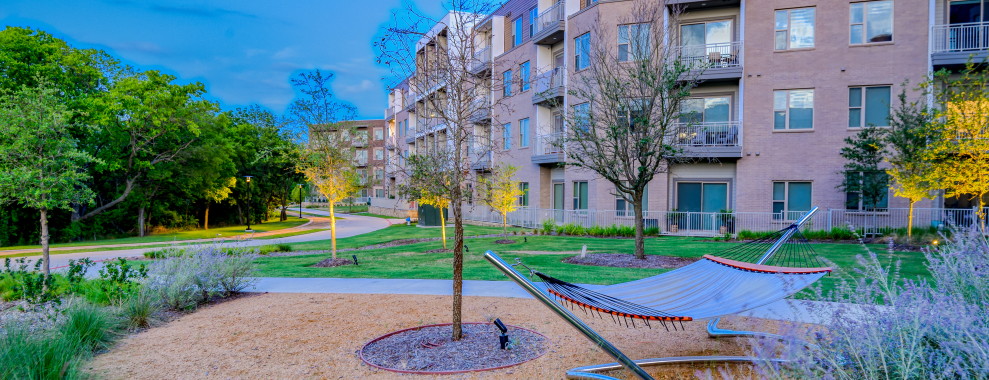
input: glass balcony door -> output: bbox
[676,182,729,231]
[678,96,732,146]
[680,20,733,62]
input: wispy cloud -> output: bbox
[148,4,257,19]
[109,41,166,55]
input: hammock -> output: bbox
[525,209,831,329]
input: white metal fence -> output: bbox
[672,121,740,147]
[457,205,986,237]
[677,41,743,69]
[931,22,989,53]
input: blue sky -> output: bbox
[0,0,445,119]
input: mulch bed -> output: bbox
[312,258,354,267]
[359,322,547,374]
[563,253,698,269]
[494,239,517,244]
[424,248,453,253]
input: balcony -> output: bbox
[533,66,565,106]
[531,132,565,165]
[676,41,742,81]
[931,22,989,67]
[468,97,491,124]
[532,2,565,45]
[384,135,398,150]
[403,93,415,112]
[469,47,492,75]
[672,121,742,158]
[385,107,395,120]
[471,150,492,171]
[668,0,740,10]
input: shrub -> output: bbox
[143,247,185,259]
[144,245,259,310]
[119,291,160,329]
[541,219,556,234]
[58,301,121,352]
[643,226,660,236]
[0,324,84,380]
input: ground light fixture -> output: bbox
[352,254,359,266]
[244,175,254,232]
[493,318,510,349]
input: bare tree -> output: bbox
[559,0,704,259]
[377,0,512,341]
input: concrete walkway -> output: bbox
[248,277,852,325]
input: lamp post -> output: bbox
[298,184,304,219]
[244,175,254,231]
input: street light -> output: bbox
[298,184,304,219]
[244,175,254,231]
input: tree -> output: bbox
[479,165,524,235]
[928,62,989,225]
[298,125,364,259]
[559,0,703,259]
[0,83,99,275]
[377,0,506,340]
[838,127,889,211]
[398,154,454,250]
[885,87,936,238]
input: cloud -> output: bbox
[338,79,376,94]
[272,47,296,60]
[148,4,257,20]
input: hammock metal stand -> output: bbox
[483,207,823,380]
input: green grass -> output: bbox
[353,212,402,219]
[282,224,524,251]
[254,230,931,300]
[0,216,309,251]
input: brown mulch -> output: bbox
[494,239,517,244]
[360,323,547,373]
[424,248,453,253]
[312,258,353,268]
[564,253,699,269]
[87,293,771,379]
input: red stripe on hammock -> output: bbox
[546,289,693,322]
[703,255,833,274]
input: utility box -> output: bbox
[417,204,448,227]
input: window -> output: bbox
[616,186,648,217]
[572,181,589,210]
[772,182,812,220]
[520,61,531,92]
[519,182,529,207]
[849,86,891,128]
[403,119,409,136]
[373,128,383,140]
[573,102,591,131]
[850,1,893,44]
[356,150,368,165]
[775,8,816,50]
[519,118,530,147]
[503,123,512,150]
[618,23,651,61]
[513,17,523,47]
[375,188,385,198]
[584,0,598,8]
[773,89,814,130]
[374,148,383,160]
[845,171,889,210]
[503,70,513,97]
[375,169,384,180]
[529,7,538,37]
[575,33,591,70]
[680,96,731,124]
[620,98,648,129]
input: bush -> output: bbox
[119,291,160,329]
[58,301,121,352]
[143,245,258,310]
[747,227,989,379]
[541,219,556,234]
[0,324,84,380]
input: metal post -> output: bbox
[756,206,818,264]
[484,251,654,380]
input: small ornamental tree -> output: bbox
[298,125,364,259]
[0,83,99,275]
[202,177,236,230]
[885,87,936,237]
[399,154,453,249]
[479,165,524,235]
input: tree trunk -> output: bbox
[137,206,146,237]
[40,208,51,277]
[280,207,287,222]
[452,201,464,341]
[440,207,447,249]
[329,202,337,260]
[633,195,645,259]
[907,200,915,238]
[502,213,507,236]
[204,204,210,230]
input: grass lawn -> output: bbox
[0,216,310,251]
[255,227,931,300]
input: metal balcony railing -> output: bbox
[535,132,564,155]
[385,107,395,120]
[672,121,740,147]
[535,66,565,94]
[932,22,989,53]
[471,47,491,73]
[534,2,564,36]
[676,41,742,69]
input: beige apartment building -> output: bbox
[379,0,988,234]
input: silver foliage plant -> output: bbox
[745,227,989,380]
[142,244,258,310]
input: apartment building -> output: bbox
[382,0,986,233]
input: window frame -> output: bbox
[773,89,815,130]
[374,148,383,160]
[519,118,530,148]
[774,7,817,50]
[573,102,591,131]
[772,181,812,221]
[572,181,589,210]
[513,17,523,47]
[502,69,513,97]
[618,23,651,62]
[502,122,512,150]
[518,182,529,207]
[848,85,892,128]
[849,1,894,45]
[520,61,531,92]
[529,7,538,37]
[844,171,890,211]
[575,32,591,71]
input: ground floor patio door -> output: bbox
[553,183,565,221]
[676,182,728,230]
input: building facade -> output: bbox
[380,0,985,233]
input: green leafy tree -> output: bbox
[0,83,99,275]
[479,165,524,235]
[885,87,936,237]
[839,127,889,211]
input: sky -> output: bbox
[0,0,446,119]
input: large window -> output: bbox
[529,7,538,37]
[620,98,648,129]
[616,186,648,217]
[681,96,731,124]
[520,61,531,92]
[572,181,588,210]
[519,118,530,147]
[575,33,591,70]
[374,148,383,160]
[513,17,523,47]
[773,181,812,220]
[850,1,893,44]
[775,8,816,50]
[373,128,383,140]
[518,182,529,207]
[849,86,891,128]
[680,20,733,63]
[573,102,591,131]
[502,123,512,150]
[773,89,814,130]
[845,171,889,210]
[618,23,651,61]
[502,69,513,97]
